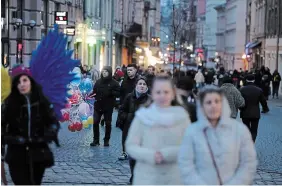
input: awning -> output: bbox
[245,41,262,55]
[246,41,261,49]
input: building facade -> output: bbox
[265,0,282,76]
[1,0,84,68]
[203,0,225,59]
[113,0,161,68]
[214,0,247,70]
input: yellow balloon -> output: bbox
[87,116,94,125]
[83,123,89,128]
[82,120,88,125]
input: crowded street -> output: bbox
[2,0,282,185]
[2,98,282,185]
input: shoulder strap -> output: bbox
[203,128,223,185]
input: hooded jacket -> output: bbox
[125,103,190,185]
[178,96,257,185]
[92,66,120,111]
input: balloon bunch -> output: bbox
[60,67,95,132]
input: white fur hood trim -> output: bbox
[135,103,189,127]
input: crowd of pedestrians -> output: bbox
[84,63,280,185]
[2,60,281,185]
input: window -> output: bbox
[55,3,60,11]
[1,41,9,67]
[41,0,48,35]
[1,0,6,18]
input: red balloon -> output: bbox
[68,124,76,132]
[75,122,83,131]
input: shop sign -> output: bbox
[55,12,68,25]
[64,27,75,36]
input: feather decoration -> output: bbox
[29,24,80,119]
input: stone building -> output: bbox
[1,0,84,68]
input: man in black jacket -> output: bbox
[89,66,120,146]
[120,64,139,104]
[240,74,269,142]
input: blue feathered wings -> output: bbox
[29,24,80,119]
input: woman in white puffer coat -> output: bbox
[178,85,257,185]
[125,75,191,185]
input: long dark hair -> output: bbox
[5,74,50,113]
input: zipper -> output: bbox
[24,95,31,140]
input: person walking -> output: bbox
[240,74,269,142]
[117,77,150,184]
[220,76,245,119]
[1,73,60,185]
[120,64,139,104]
[178,86,257,185]
[125,75,191,185]
[194,69,205,89]
[145,65,155,91]
[89,66,120,146]
[272,70,281,99]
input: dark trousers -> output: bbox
[121,124,130,152]
[242,118,259,142]
[9,162,45,185]
[129,157,136,184]
[93,109,113,142]
[272,83,280,97]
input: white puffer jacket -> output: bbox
[126,103,190,185]
[178,97,257,185]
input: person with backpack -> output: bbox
[272,70,281,99]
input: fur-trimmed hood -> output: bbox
[135,103,190,127]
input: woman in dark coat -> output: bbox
[117,76,150,184]
[1,73,60,185]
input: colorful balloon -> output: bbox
[78,102,91,117]
[79,78,93,95]
[87,116,94,125]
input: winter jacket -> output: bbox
[1,92,60,167]
[240,83,268,119]
[145,73,155,90]
[220,83,245,118]
[272,73,281,84]
[126,103,190,185]
[194,72,205,83]
[178,97,257,185]
[118,89,150,131]
[92,66,120,111]
[120,74,139,104]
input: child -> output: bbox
[125,75,191,185]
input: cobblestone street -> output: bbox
[3,100,282,185]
